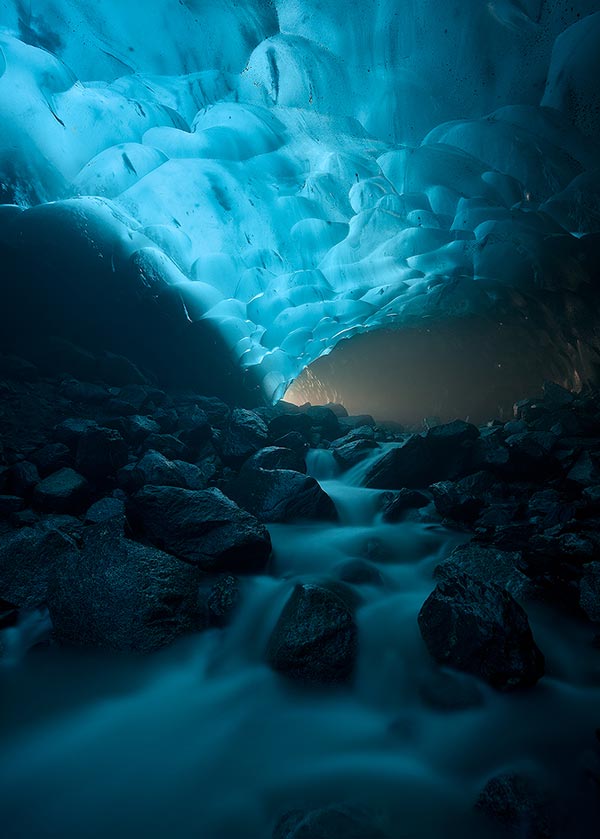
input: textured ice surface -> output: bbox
[1,2,599,400]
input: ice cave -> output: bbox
[1,2,600,838]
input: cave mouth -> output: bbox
[285,316,582,427]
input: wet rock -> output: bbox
[425,420,480,478]
[273,805,386,839]
[333,438,379,470]
[123,450,207,492]
[0,495,24,517]
[476,773,550,838]
[205,574,240,627]
[381,489,431,521]
[270,431,309,453]
[7,461,40,498]
[30,443,71,477]
[305,406,342,441]
[0,526,78,610]
[126,485,271,573]
[504,432,561,479]
[268,412,313,443]
[267,584,358,685]
[430,481,484,523]
[141,433,187,461]
[418,572,544,690]
[436,543,532,600]
[33,468,91,514]
[53,418,99,448]
[579,562,600,622]
[226,468,337,523]
[84,497,126,525]
[154,407,179,434]
[105,384,152,416]
[178,409,212,451]
[217,408,268,466]
[339,413,376,429]
[47,521,205,652]
[542,380,575,408]
[567,451,600,487]
[471,433,511,473]
[60,380,109,404]
[75,427,129,479]
[363,435,436,489]
[107,414,161,445]
[245,446,306,474]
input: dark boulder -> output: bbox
[33,468,91,514]
[266,584,358,685]
[53,418,99,448]
[7,461,40,498]
[141,433,187,461]
[363,435,436,489]
[204,574,240,628]
[436,543,532,601]
[305,406,342,441]
[425,419,480,480]
[333,438,379,470]
[0,495,24,517]
[30,442,71,477]
[244,446,306,474]
[126,485,271,573]
[381,489,430,521]
[418,572,544,690]
[124,450,209,492]
[476,773,550,838]
[270,431,309,453]
[268,412,313,443]
[0,597,19,630]
[107,414,161,445]
[226,468,337,523]
[0,525,78,610]
[47,521,205,652]
[430,481,484,523]
[274,805,387,839]
[217,408,268,466]
[84,497,126,525]
[60,379,109,404]
[75,427,129,479]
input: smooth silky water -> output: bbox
[1,449,599,838]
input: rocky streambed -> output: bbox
[1,351,600,838]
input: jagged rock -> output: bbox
[126,485,271,573]
[334,425,376,445]
[579,562,600,622]
[122,450,208,492]
[141,433,187,460]
[567,451,600,487]
[75,427,129,479]
[333,438,379,470]
[53,418,99,448]
[273,805,386,839]
[305,406,342,441]
[205,574,240,627]
[436,543,532,600]
[178,408,212,450]
[0,495,24,517]
[60,380,109,404]
[476,773,550,838]
[105,384,153,416]
[270,431,309,453]
[217,408,268,466]
[430,481,484,523]
[84,497,126,525]
[418,572,544,690]
[0,525,78,610]
[268,412,313,442]
[425,419,480,478]
[381,488,431,521]
[267,584,358,685]
[471,433,511,473]
[339,414,376,429]
[244,446,306,474]
[226,468,337,523]
[154,407,179,434]
[363,435,436,489]
[47,521,205,652]
[7,461,40,497]
[107,414,161,445]
[542,380,575,408]
[33,468,91,514]
[30,442,71,477]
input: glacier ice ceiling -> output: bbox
[1,0,600,416]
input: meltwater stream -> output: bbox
[1,451,600,838]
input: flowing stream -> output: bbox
[1,451,600,838]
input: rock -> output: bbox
[205,574,240,627]
[305,406,342,441]
[567,451,600,487]
[418,669,484,711]
[430,481,484,523]
[47,521,205,652]
[542,380,575,407]
[123,450,211,492]
[476,773,550,838]
[266,584,358,685]
[53,418,99,448]
[426,418,480,446]
[381,489,430,521]
[363,435,436,489]
[333,438,379,470]
[0,495,24,517]
[178,409,212,451]
[30,443,71,477]
[154,408,179,434]
[60,380,109,404]
[334,426,376,445]
[126,485,271,573]
[11,509,39,528]
[190,396,230,426]
[471,434,511,473]
[579,562,600,622]
[0,525,78,610]
[7,461,40,497]
[418,572,544,690]
[226,468,337,523]
[105,384,152,415]
[108,414,161,445]
[268,412,313,442]
[0,597,19,630]
[33,468,91,514]
[217,408,269,466]
[504,432,561,479]
[75,427,129,479]
[142,433,187,460]
[273,805,387,839]
[339,413,376,429]
[244,446,307,474]
[84,497,126,525]
[270,431,309,453]
[436,543,533,600]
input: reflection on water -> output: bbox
[1,454,599,838]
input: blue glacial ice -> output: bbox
[0,1,599,403]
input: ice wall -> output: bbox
[0,1,599,402]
